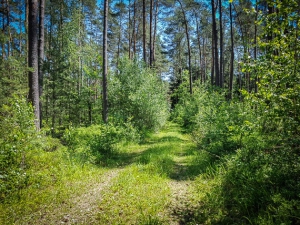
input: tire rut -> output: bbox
[58,168,123,225]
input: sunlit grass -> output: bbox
[0,122,215,224]
[0,146,107,225]
[96,165,170,224]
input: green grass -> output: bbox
[0,146,107,225]
[3,121,297,224]
[0,122,234,224]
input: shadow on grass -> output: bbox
[96,133,220,181]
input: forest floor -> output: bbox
[2,123,205,224]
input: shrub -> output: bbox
[0,96,36,201]
[109,58,170,133]
[63,121,140,165]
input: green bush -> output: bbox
[109,58,170,133]
[63,121,140,165]
[172,83,256,155]
[170,74,200,129]
[0,96,36,201]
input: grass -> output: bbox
[0,146,107,225]
[0,122,234,224]
[3,121,297,224]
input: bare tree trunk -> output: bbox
[19,8,22,58]
[254,0,258,93]
[153,0,159,65]
[117,3,122,67]
[38,0,45,128]
[149,0,153,67]
[128,0,131,59]
[142,0,146,63]
[211,34,214,85]
[229,2,234,99]
[212,0,219,87]
[195,15,202,82]
[219,0,223,88]
[1,1,5,59]
[203,37,206,82]
[6,0,11,57]
[133,0,136,57]
[102,0,108,123]
[26,0,29,63]
[28,0,40,130]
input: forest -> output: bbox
[0,0,299,224]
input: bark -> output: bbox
[153,0,159,64]
[212,0,219,86]
[219,0,223,88]
[1,0,5,59]
[195,15,202,82]
[203,37,206,82]
[229,2,234,99]
[211,33,214,85]
[102,0,108,123]
[142,0,146,63]
[38,0,45,127]
[28,0,40,130]
[254,0,258,93]
[6,0,11,57]
[133,0,136,57]
[26,0,29,62]
[117,3,122,67]
[128,0,131,59]
[149,0,153,67]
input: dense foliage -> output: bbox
[109,59,169,132]
[0,97,36,201]
[170,1,300,222]
[172,79,299,223]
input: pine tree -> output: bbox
[102,0,108,123]
[28,0,40,130]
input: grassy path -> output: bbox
[2,122,205,224]
[89,122,201,224]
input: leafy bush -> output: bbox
[0,96,36,201]
[63,121,140,165]
[109,58,170,133]
[170,73,200,129]
[173,78,300,224]
[172,82,256,155]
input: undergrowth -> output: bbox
[171,82,300,224]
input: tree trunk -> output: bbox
[1,1,4,59]
[195,15,202,82]
[128,0,131,59]
[149,0,153,67]
[254,0,258,93]
[142,0,146,63]
[153,0,159,65]
[26,0,29,63]
[38,0,45,128]
[133,0,136,57]
[28,0,40,130]
[102,0,108,123]
[117,3,122,67]
[203,37,206,82]
[6,0,11,57]
[219,0,223,88]
[229,2,234,99]
[211,34,214,85]
[212,0,219,87]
